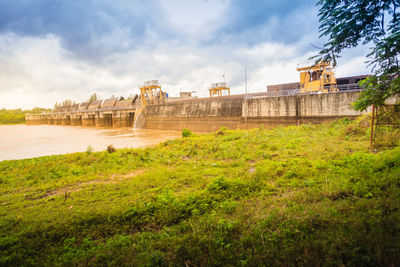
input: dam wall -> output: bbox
[143,90,368,131]
[244,90,367,128]
[26,91,369,131]
[143,96,243,132]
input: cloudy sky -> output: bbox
[0,0,370,109]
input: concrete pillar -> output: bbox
[94,111,104,127]
[71,114,82,126]
[62,114,71,125]
[82,113,96,126]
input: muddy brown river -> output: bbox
[0,125,182,161]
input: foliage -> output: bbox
[88,93,98,103]
[0,107,51,125]
[182,128,192,138]
[373,104,400,148]
[54,100,74,109]
[315,0,400,110]
[107,145,116,153]
[0,119,399,265]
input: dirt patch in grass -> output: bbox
[42,169,146,199]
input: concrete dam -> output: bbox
[26,90,368,132]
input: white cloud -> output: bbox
[0,1,373,110]
[0,31,372,110]
[0,34,138,109]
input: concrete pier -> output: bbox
[26,97,139,128]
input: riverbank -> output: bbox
[1,117,399,266]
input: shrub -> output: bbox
[216,127,229,136]
[342,115,370,137]
[107,145,116,153]
[182,128,192,138]
[374,128,400,148]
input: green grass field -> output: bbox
[0,117,399,266]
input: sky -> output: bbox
[0,0,370,109]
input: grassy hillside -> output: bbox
[0,118,399,266]
[0,107,51,124]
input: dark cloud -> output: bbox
[0,0,321,61]
[208,0,319,47]
[0,0,172,61]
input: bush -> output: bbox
[216,127,229,136]
[342,115,370,137]
[107,145,116,153]
[182,128,192,138]
[374,128,400,148]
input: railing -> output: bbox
[248,84,363,99]
[266,89,300,97]
[248,89,299,99]
[337,83,362,91]
[48,105,139,115]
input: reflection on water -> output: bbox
[0,125,182,161]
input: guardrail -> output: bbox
[248,84,363,99]
[30,106,139,115]
[337,83,362,91]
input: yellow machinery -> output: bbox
[296,62,337,93]
[140,80,163,107]
[209,82,230,97]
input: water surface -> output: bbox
[0,125,182,161]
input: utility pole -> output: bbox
[245,67,248,127]
[223,70,226,83]
[370,104,375,150]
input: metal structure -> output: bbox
[140,80,163,107]
[296,62,337,93]
[209,82,230,97]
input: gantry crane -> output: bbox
[296,62,337,93]
[209,82,230,97]
[140,80,163,107]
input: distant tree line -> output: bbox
[0,107,52,124]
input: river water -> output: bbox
[0,125,182,161]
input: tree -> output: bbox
[62,100,72,106]
[88,93,98,103]
[315,0,400,110]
